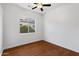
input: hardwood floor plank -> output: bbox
[2,40,79,56]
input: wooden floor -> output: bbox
[2,40,79,56]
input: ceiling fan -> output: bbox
[32,3,51,11]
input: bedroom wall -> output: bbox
[2,4,44,49]
[0,4,3,52]
[44,3,79,52]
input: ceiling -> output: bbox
[15,3,55,14]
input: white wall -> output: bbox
[0,4,3,52]
[44,3,79,52]
[2,4,44,49]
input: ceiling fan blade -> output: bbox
[40,8,43,11]
[32,6,37,9]
[34,3,38,4]
[43,4,51,6]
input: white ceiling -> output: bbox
[15,3,55,14]
[15,3,65,14]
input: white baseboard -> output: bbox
[44,40,79,53]
[3,39,43,50]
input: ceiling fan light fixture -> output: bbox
[32,3,51,11]
[37,3,43,8]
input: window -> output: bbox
[20,18,35,33]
